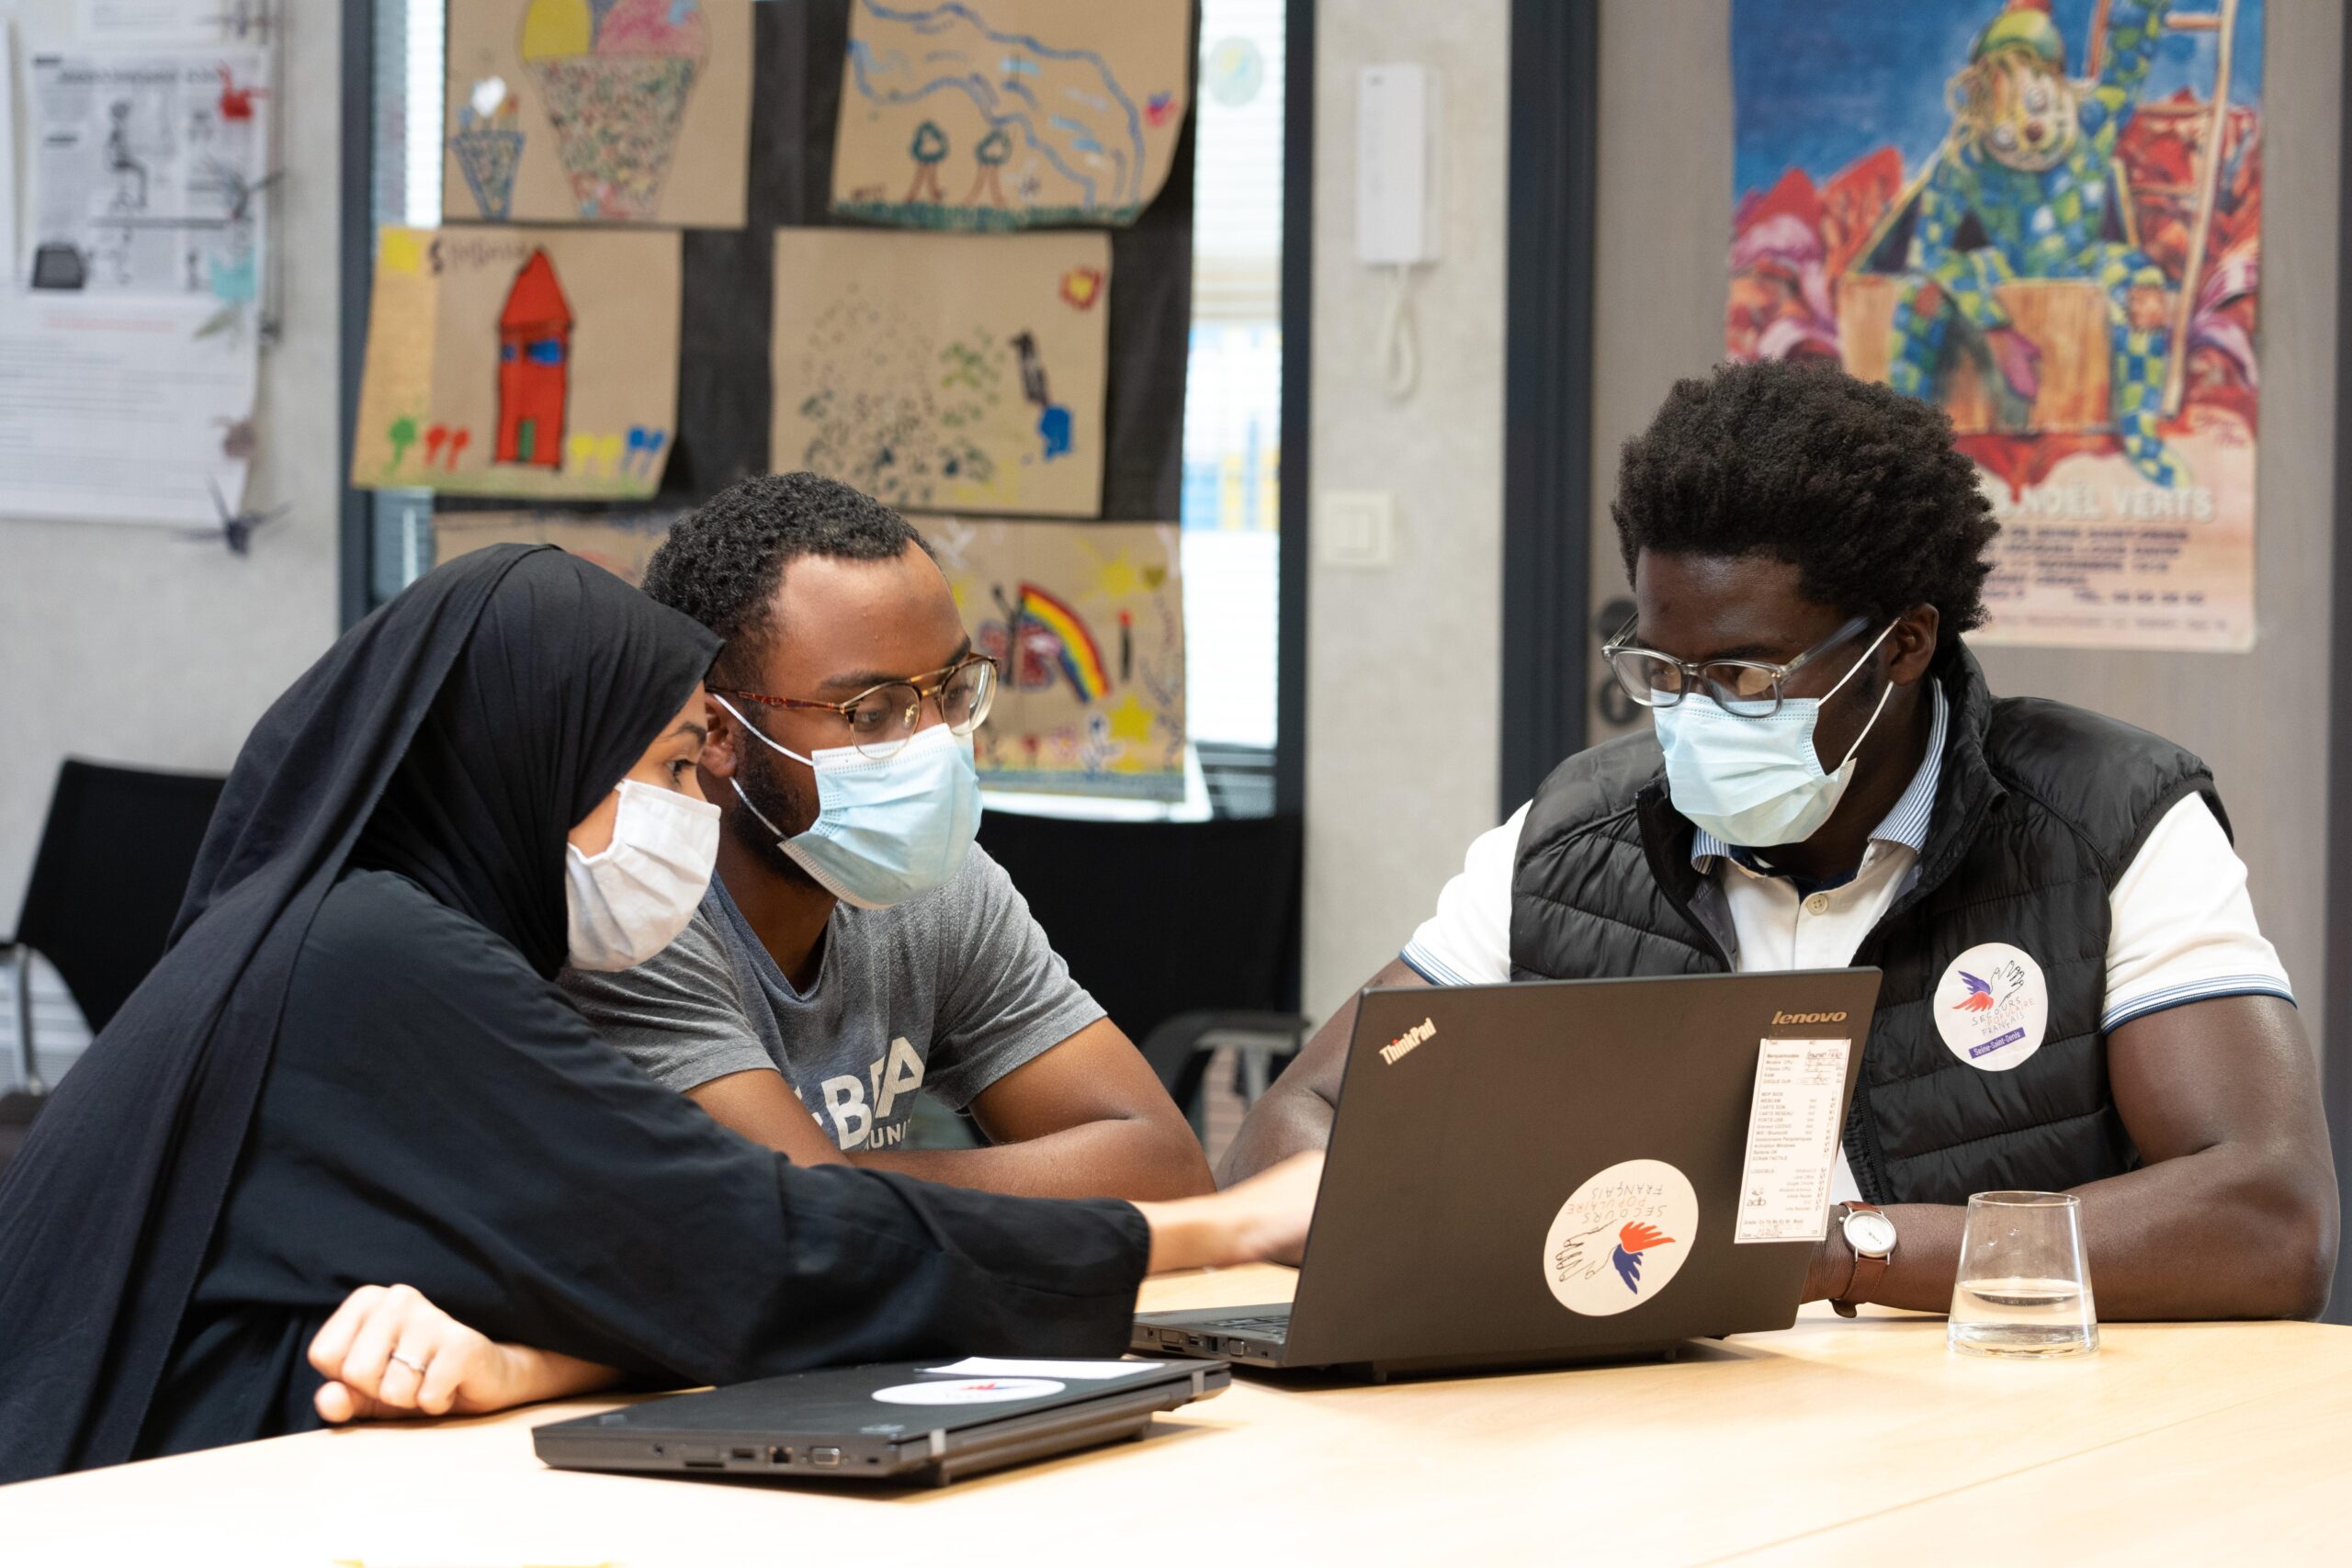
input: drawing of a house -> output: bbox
[496,249,572,467]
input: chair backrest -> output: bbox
[974,810,1302,1053]
[13,759,228,1035]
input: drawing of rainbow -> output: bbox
[1018,583,1110,703]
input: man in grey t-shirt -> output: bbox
[563,845,1099,1156]
[562,474,1212,1201]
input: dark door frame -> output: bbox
[335,0,375,629]
[1498,0,1601,813]
[2324,11,2352,1325]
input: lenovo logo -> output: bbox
[1771,1010,1849,1026]
[1380,1018,1436,1065]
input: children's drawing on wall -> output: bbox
[770,230,1112,518]
[928,518,1186,801]
[444,0,752,227]
[831,0,1193,231]
[28,51,269,303]
[432,508,686,585]
[351,225,681,501]
[1732,0,2261,651]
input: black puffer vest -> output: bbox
[1509,644,2222,1204]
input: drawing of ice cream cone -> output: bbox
[520,0,710,221]
[450,78,525,220]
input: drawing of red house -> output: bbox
[496,249,571,468]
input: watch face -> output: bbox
[1845,1211,1898,1257]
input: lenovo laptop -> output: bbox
[536,1358,1227,1487]
[1135,969,1881,1379]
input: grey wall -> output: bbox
[1582,0,2339,1045]
[0,2,344,917]
[1302,0,1512,1017]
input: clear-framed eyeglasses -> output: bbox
[1601,615,1873,718]
[713,653,998,760]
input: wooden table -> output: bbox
[6,1265,2349,1566]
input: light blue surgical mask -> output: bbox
[1653,621,1897,849]
[712,695,982,909]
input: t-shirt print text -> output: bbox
[816,1036,928,1149]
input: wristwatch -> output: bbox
[1832,1201,1897,1318]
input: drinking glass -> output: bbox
[1947,1190,2098,1358]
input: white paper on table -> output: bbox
[1732,1036,1852,1245]
[0,291,255,525]
[922,1358,1164,1381]
[29,48,269,302]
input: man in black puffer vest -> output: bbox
[1227,362,2335,1320]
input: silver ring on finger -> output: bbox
[388,1350,430,1377]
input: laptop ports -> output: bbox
[768,1446,792,1465]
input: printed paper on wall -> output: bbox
[770,227,1111,518]
[1729,0,2263,650]
[831,0,1193,231]
[351,224,681,501]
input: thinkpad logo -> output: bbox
[1380,1018,1436,1065]
[1771,1009,1848,1026]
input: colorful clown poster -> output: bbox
[1731,0,2262,650]
[926,517,1186,802]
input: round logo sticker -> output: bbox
[869,1377,1066,1406]
[1541,1157,1700,1317]
[1933,942,2050,1073]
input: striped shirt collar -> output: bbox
[1690,681,1950,872]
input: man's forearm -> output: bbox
[1216,1083,1335,1186]
[855,1117,1215,1201]
[1810,1145,2335,1319]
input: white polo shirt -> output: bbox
[1399,686,2295,1201]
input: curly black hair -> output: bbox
[640,472,933,688]
[1611,360,1999,634]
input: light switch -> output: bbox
[1318,491,1396,568]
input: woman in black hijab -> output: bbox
[0,547,1314,1480]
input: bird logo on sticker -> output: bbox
[1609,1221,1678,1293]
[1951,970,1996,1013]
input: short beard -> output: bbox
[727,739,825,894]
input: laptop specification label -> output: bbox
[1734,1036,1853,1244]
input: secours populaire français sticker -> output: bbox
[869,1377,1067,1405]
[1542,1158,1700,1317]
[1932,942,2050,1072]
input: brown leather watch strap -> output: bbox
[1833,1201,1889,1319]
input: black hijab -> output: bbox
[0,546,718,1481]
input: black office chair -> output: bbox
[975,810,1307,1128]
[2,760,228,1170]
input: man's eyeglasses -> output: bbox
[714,654,998,760]
[1602,615,1872,718]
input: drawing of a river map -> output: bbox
[770,228,1111,518]
[831,0,1193,231]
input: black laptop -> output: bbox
[536,1358,1228,1487]
[1135,969,1881,1379]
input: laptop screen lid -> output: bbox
[1279,968,1881,1370]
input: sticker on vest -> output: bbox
[1933,942,2050,1073]
[1541,1157,1700,1317]
[870,1377,1067,1405]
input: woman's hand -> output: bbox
[1135,1150,1325,1273]
[306,1283,620,1424]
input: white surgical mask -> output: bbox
[1653,621,1898,849]
[712,694,982,910]
[564,780,720,971]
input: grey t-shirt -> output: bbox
[560,845,1103,1152]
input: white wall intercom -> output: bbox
[1355,64,1440,400]
[1356,63,1441,266]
